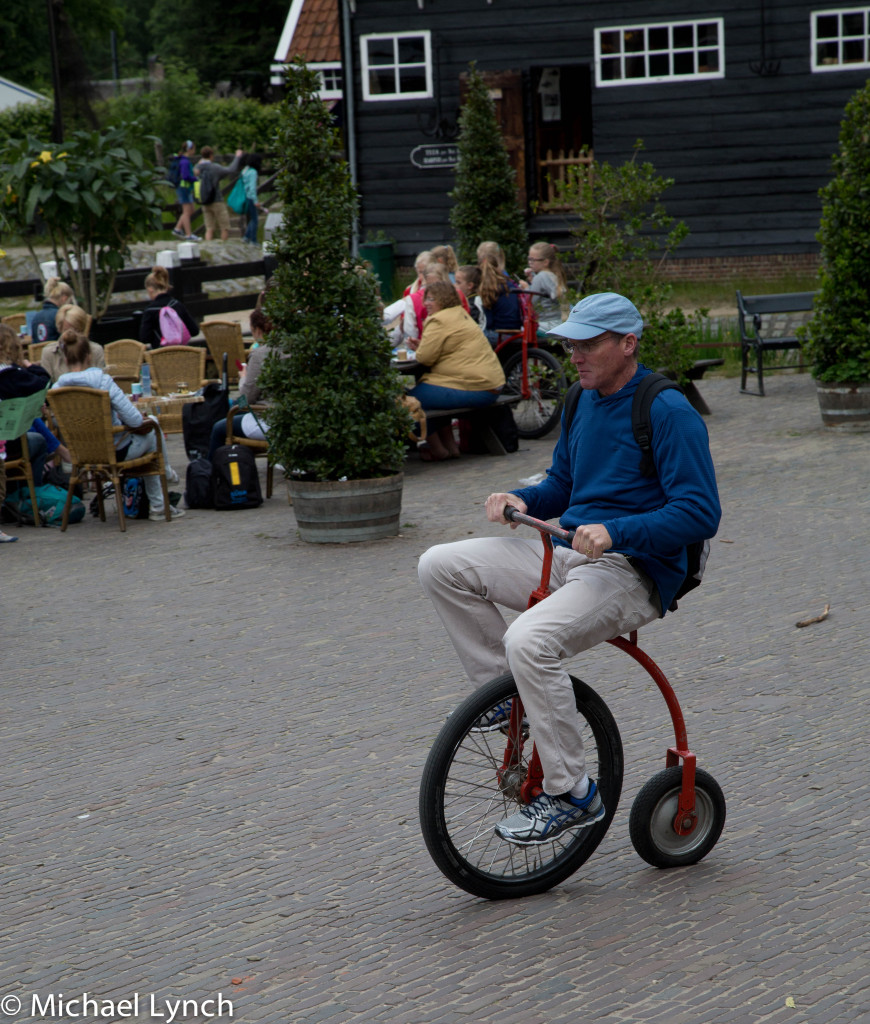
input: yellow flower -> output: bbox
[0,249,6,259]
[39,150,52,163]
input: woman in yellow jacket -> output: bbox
[408,281,505,460]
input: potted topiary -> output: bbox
[258,60,410,542]
[801,80,870,431]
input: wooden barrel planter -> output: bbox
[286,473,403,543]
[815,381,870,432]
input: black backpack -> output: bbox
[211,444,263,510]
[166,154,182,187]
[563,373,709,610]
[185,457,215,509]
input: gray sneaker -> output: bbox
[494,782,605,846]
[148,505,186,521]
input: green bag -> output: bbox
[4,483,85,527]
[227,177,247,215]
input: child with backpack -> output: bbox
[138,266,199,350]
[169,141,201,242]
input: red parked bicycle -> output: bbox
[419,508,726,900]
[492,292,568,439]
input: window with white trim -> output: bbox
[360,31,433,101]
[595,19,725,86]
[309,62,344,100]
[812,7,870,70]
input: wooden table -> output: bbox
[137,392,203,434]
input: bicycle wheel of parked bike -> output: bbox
[501,347,567,439]
[419,672,623,900]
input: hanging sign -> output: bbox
[410,144,460,169]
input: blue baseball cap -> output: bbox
[547,292,643,341]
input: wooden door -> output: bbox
[459,69,527,208]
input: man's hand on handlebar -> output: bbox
[571,523,613,560]
[485,493,527,527]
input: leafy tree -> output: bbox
[0,124,162,316]
[800,80,870,383]
[555,141,697,383]
[258,61,409,483]
[449,63,528,273]
[0,104,54,153]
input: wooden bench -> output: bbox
[422,393,521,457]
[736,290,817,396]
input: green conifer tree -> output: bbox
[258,60,409,482]
[449,64,527,272]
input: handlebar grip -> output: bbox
[504,505,574,543]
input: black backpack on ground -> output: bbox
[562,372,709,610]
[184,457,214,509]
[182,356,230,461]
[211,444,263,510]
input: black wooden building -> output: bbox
[339,1,870,267]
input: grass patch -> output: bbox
[667,272,820,311]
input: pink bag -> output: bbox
[159,303,191,346]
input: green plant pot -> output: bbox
[286,472,404,543]
[815,381,870,432]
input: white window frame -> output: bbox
[360,31,433,101]
[594,19,725,87]
[309,62,344,100]
[811,7,870,70]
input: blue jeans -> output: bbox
[209,416,246,459]
[244,199,258,243]
[408,382,499,411]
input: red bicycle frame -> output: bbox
[499,508,699,836]
[493,292,540,401]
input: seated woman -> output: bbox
[0,324,65,498]
[41,304,105,382]
[407,282,506,461]
[402,263,471,346]
[52,330,184,520]
[478,252,522,345]
[517,241,567,334]
[138,265,199,350]
[455,265,485,329]
[207,309,274,459]
[30,277,75,343]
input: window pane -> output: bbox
[368,69,395,95]
[649,53,669,77]
[600,56,621,80]
[817,40,840,64]
[816,15,838,39]
[843,38,866,63]
[625,56,646,78]
[600,31,621,54]
[399,68,427,93]
[697,22,719,47]
[673,51,694,75]
[648,27,669,51]
[366,39,394,66]
[843,13,865,36]
[673,25,694,48]
[698,49,719,73]
[398,36,425,64]
[624,30,644,53]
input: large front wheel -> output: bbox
[502,347,567,439]
[419,673,623,900]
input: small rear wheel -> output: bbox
[502,347,567,439]
[629,766,725,869]
[419,672,623,900]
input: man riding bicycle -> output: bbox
[418,292,721,847]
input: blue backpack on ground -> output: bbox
[166,155,182,187]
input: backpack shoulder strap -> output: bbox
[632,373,684,479]
[563,381,582,432]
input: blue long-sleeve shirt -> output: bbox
[510,365,721,615]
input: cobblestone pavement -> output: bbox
[2,374,868,1024]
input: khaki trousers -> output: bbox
[418,537,660,794]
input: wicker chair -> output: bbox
[27,340,52,364]
[0,389,47,525]
[47,386,171,531]
[201,320,246,385]
[144,346,209,432]
[226,401,274,498]
[1,313,27,334]
[105,339,148,394]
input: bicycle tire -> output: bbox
[628,766,726,869]
[419,672,623,900]
[502,347,567,439]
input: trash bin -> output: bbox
[359,240,395,302]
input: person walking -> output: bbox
[171,140,201,242]
[196,146,244,242]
